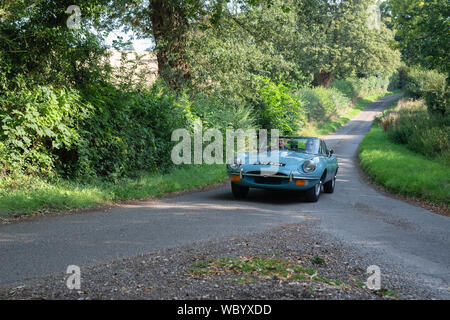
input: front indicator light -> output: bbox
[232,175,241,182]
[295,180,306,186]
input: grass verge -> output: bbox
[359,125,450,207]
[0,164,227,218]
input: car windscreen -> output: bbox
[282,138,320,154]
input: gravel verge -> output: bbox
[0,220,443,300]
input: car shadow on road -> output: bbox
[210,187,310,205]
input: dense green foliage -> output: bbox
[2,0,447,215]
[186,0,400,91]
[75,83,193,180]
[0,85,88,176]
[388,0,449,75]
[0,0,108,89]
[256,77,305,134]
[403,68,449,116]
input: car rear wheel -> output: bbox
[305,181,321,202]
[323,176,336,193]
[231,182,249,199]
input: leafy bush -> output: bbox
[0,85,88,176]
[0,81,196,181]
[256,77,305,135]
[296,86,351,123]
[330,76,390,100]
[350,76,390,97]
[329,79,355,99]
[404,68,449,116]
[74,82,192,180]
[188,93,256,131]
[388,66,408,91]
[408,127,450,158]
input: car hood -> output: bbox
[237,150,316,167]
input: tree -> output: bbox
[101,0,267,89]
[388,0,450,75]
[0,0,108,89]
[186,0,400,89]
[184,0,305,101]
[293,0,400,87]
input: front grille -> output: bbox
[254,177,284,185]
[247,171,288,177]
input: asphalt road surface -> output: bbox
[1,93,449,297]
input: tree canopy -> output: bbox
[388,0,450,75]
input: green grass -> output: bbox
[359,125,450,205]
[376,288,398,298]
[309,256,326,265]
[0,164,227,217]
[189,256,328,282]
[188,255,350,290]
[299,90,401,137]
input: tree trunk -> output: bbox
[149,0,191,89]
[313,71,333,88]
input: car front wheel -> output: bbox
[305,181,321,202]
[231,182,249,199]
[323,176,336,193]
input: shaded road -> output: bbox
[1,93,449,297]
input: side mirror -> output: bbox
[329,149,334,156]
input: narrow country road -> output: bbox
[1,93,449,297]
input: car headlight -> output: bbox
[302,160,316,173]
[228,156,243,170]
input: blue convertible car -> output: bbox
[226,137,338,202]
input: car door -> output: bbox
[321,140,336,181]
[322,140,337,180]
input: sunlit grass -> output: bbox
[359,125,450,205]
[0,164,227,217]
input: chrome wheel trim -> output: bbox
[315,182,320,197]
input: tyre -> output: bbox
[231,182,249,199]
[323,176,336,193]
[305,181,321,202]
